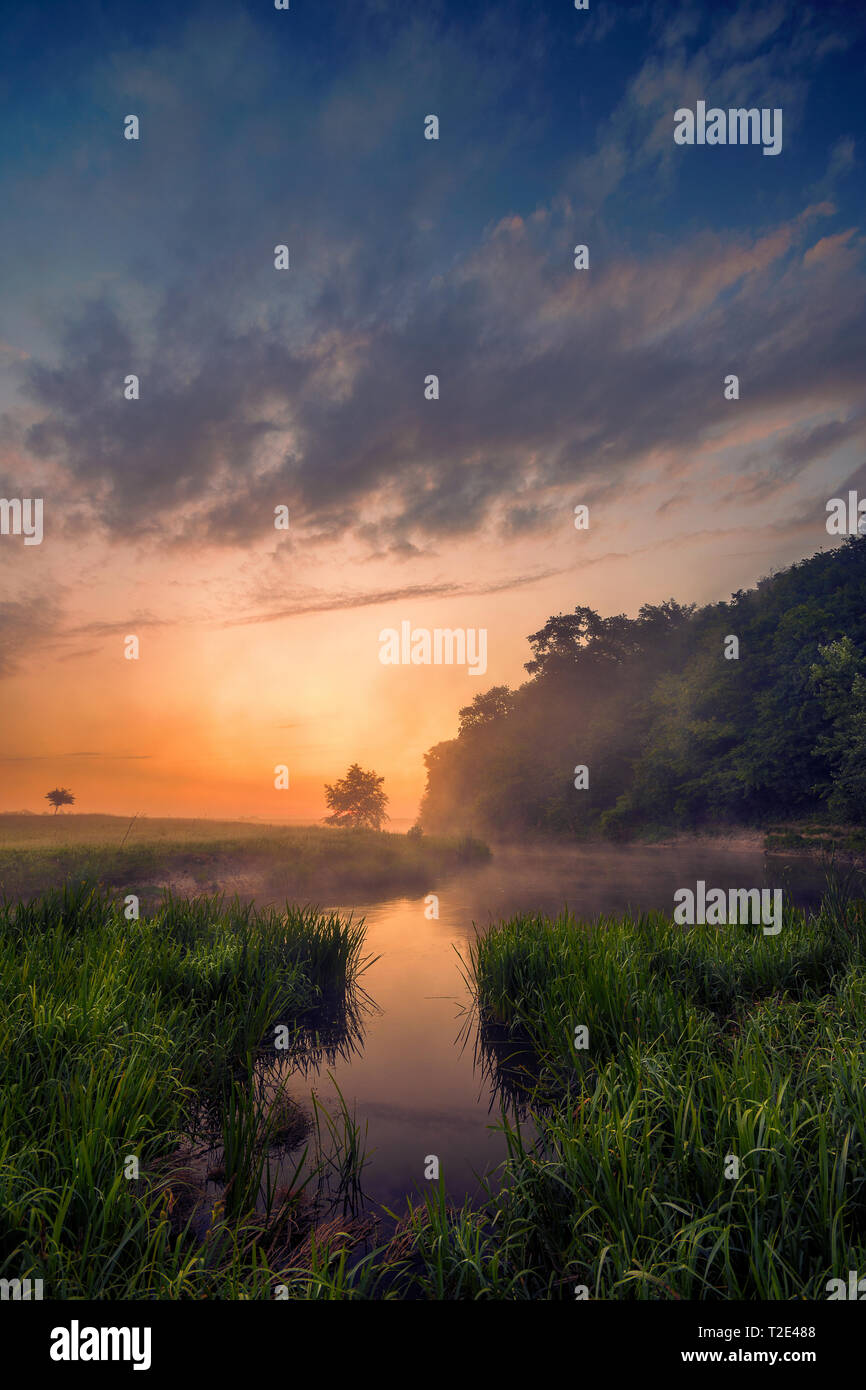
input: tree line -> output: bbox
[419,537,866,837]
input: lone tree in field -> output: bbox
[324,764,388,830]
[45,787,75,814]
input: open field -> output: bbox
[0,814,490,904]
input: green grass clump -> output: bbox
[0,882,370,1298]
[443,890,866,1298]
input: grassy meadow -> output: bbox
[0,813,490,905]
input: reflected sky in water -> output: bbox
[263,842,832,1215]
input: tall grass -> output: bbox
[310,1076,370,1217]
[5,879,863,1299]
[0,883,371,1297]
[448,890,866,1298]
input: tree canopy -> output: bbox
[324,763,388,830]
[45,788,75,815]
[419,539,866,837]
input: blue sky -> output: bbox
[2,1,863,524]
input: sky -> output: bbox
[1,0,865,821]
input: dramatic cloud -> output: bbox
[15,203,866,554]
[0,594,63,677]
[2,3,860,562]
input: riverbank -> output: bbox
[633,821,866,860]
[0,882,374,1298]
[489,821,866,861]
[763,820,866,858]
[442,888,866,1298]
[0,814,490,904]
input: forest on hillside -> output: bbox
[419,538,866,838]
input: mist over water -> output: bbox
[242,840,831,1218]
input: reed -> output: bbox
[450,888,866,1298]
[0,884,369,1298]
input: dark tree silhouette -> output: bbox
[45,787,75,814]
[324,764,388,830]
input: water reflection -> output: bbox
[252,839,833,1218]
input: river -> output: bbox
[266,840,833,1222]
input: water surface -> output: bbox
[267,841,832,1217]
